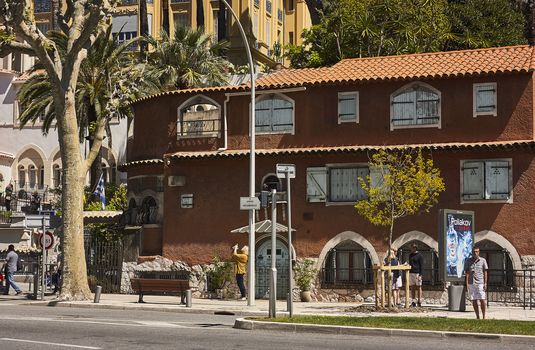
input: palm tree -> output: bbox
[16,28,158,189]
[144,26,230,90]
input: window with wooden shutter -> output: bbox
[338,92,359,123]
[462,161,484,200]
[461,159,511,202]
[306,167,327,202]
[391,83,440,129]
[255,94,294,134]
[473,83,497,117]
[485,161,510,200]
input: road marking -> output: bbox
[2,315,228,330]
[1,338,102,349]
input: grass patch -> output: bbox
[256,316,535,336]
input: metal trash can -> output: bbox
[448,285,466,311]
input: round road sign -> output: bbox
[39,231,55,250]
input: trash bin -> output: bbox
[448,285,466,311]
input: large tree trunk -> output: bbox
[162,0,170,34]
[57,89,92,300]
[139,0,149,60]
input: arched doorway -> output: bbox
[322,240,373,287]
[475,240,514,289]
[255,237,289,299]
[398,240,440,286]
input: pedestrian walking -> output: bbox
[3,244,22,295]
[408,243,423,307]
[465,247,488,319]
[231,244,248,300]
[0,174,5,205]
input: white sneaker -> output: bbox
[240,297,247,301]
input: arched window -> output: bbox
[321,240,373,287]
[398,241,440,286]
[53,164,62,188]
[255,94,294,134]
[475,240,514,290]
[177,95,221,137]
[18,165,25,188]
[391,83,440,129]
[262,174,281,192]
[136,196,158,225]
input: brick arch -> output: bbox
[317,231,379,270]
[475,230,522,270]
[392,230,438,252]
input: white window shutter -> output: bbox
[485,161,510,200]
[338,93,358,122]
[462,161,484,200]
[370,166,386,189]
[356,167,370,200]
[475,84,497,114]
[306,167,327,202]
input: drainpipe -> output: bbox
[218,94,231,151]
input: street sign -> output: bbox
[276,163,296,178]
[38,231,55,250]
[240,196,260,210]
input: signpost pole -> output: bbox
[41,215,46,300]
[269,189,277,318]
[286,172,293,317]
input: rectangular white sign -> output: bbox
[276,163,296,178]
[240,196,260,210]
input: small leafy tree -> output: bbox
[355,149,445,307]
[294,259,317,292]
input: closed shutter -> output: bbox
[392,90,416,126]
[475,84,496,114]
[272,97,293,132]
[338,93,357,122]
[485,160,510,200]
[255,98,273,133]
[462,161,484,200]
[306,167,327,202]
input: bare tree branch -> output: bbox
[0,40,34,57]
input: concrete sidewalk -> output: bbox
[19,292,535,321]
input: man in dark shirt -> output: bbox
[409,243,423,307]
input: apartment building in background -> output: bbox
[32,0,312,68]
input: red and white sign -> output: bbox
[39,231,55,250]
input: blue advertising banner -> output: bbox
[439,210,475,282]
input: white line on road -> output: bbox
[1,338,102,349]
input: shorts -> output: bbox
[409,273,422,287]
[468,284,486,301]
[392,276,402,289]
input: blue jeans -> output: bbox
[236,274,246,298]
[5,271,21,294]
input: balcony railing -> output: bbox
[266,0,272,14]
[170,0,190,3]
[178,118,221,137]
[254,0,260,7]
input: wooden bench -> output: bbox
[130,271,192,305]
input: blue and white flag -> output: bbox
[93,174,106,210]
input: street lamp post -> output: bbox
[220,0,256,306]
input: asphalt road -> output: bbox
[0,302,533,350]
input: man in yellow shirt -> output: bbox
[232,244,248,300]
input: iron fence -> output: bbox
[84,236,124,293]
[487,269,534,309]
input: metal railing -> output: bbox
[487,269,534,309]
[320,267,374,288]
[177,118,220,137]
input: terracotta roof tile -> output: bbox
[118,158,163,171]
[134,45,535,104]
[167,140,535,160]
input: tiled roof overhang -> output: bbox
[118,158,163,171]
[133,45,535,105]
[167,140,535,160]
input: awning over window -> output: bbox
[231,219,295,234]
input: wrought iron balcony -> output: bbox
[277,9,283,22]
[266,0,272,14]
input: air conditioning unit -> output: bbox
[168,175,186,187]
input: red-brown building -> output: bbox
[124,45,535,299]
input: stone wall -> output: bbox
[522,255,535,270]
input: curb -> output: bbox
[25,300,269,317]
[233,318,535,344]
